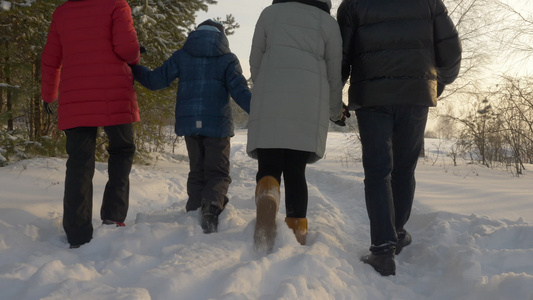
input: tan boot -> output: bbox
[254,176,280,252]
[285,217,308,245]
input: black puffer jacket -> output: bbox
[337,0,462,108]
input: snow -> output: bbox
[0,130,532,300]
[0,1,11,11]
[1,0,36,11]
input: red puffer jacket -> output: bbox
[41,0,141,130]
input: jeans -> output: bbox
[256,148,312,218]
[184,136,231,212]
[356,104,428,254]
[63,124,135,245]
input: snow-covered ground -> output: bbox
[0,130,532,300]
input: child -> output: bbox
[131,19,251,233]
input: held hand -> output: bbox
[332,118,346,126]
[343,104,351,118]
[43,101,54,115]
[128,46,147,68]
[330,115,347,126]
[331,104,350,126]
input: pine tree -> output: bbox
[0,0,65,161]
[130,0,217,64]
[0,0,243,162]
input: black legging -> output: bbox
[256,148,311,218]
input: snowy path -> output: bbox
[0,131,532,299]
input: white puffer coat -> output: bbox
[247,0,343,163]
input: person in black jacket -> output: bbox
[337,0,462,276]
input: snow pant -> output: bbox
[256,148,312,218]
[356,104,428,254]
[184,135,231,212]
[63,124,135,245]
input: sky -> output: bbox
[0,130,532,299]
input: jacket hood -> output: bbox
[183,30,230,57]
[318,0,332,10]
[272,0,331,13]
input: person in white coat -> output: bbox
[247,0,346,251]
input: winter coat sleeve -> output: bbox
[40,18,62,103]
[325,19,344,121]
[225,54,251,114]
[131,52,180,90]
[434,0,462,85]
[337,0,357,85]
[112,0,141,65]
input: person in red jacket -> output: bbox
[40,0,141,249]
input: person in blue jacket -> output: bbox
[131,19,251,233]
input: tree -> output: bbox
[429,0,533,174]
[0,0,64,162]
[130,0,217,64]
[495,1,533,72]
[452,96,503,167]
[0,0,243,163]
[214,14,241,36]
[496,76,533,174]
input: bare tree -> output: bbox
[431,0,510,138]
[494,0,533,74]
[497,76,533,174]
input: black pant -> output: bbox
[356,105,428,253]
[256,148,311,218]
[185,135,231,212]
[63,124,135,245]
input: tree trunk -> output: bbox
[32,60,42,140]
[3,42,14,131]
[6,88,12,131]
[0,50,4,113]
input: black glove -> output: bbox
[330,104,351,126]
[43,101,54,115]
[331,117,346,126]
[128,46,147,68]
[343,104,351,118]
[332,119,346,126]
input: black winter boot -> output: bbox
[395,230,412,255]
[361,252,396,276]
[201,204,222,234]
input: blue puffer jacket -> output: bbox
[132,29,251,137]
